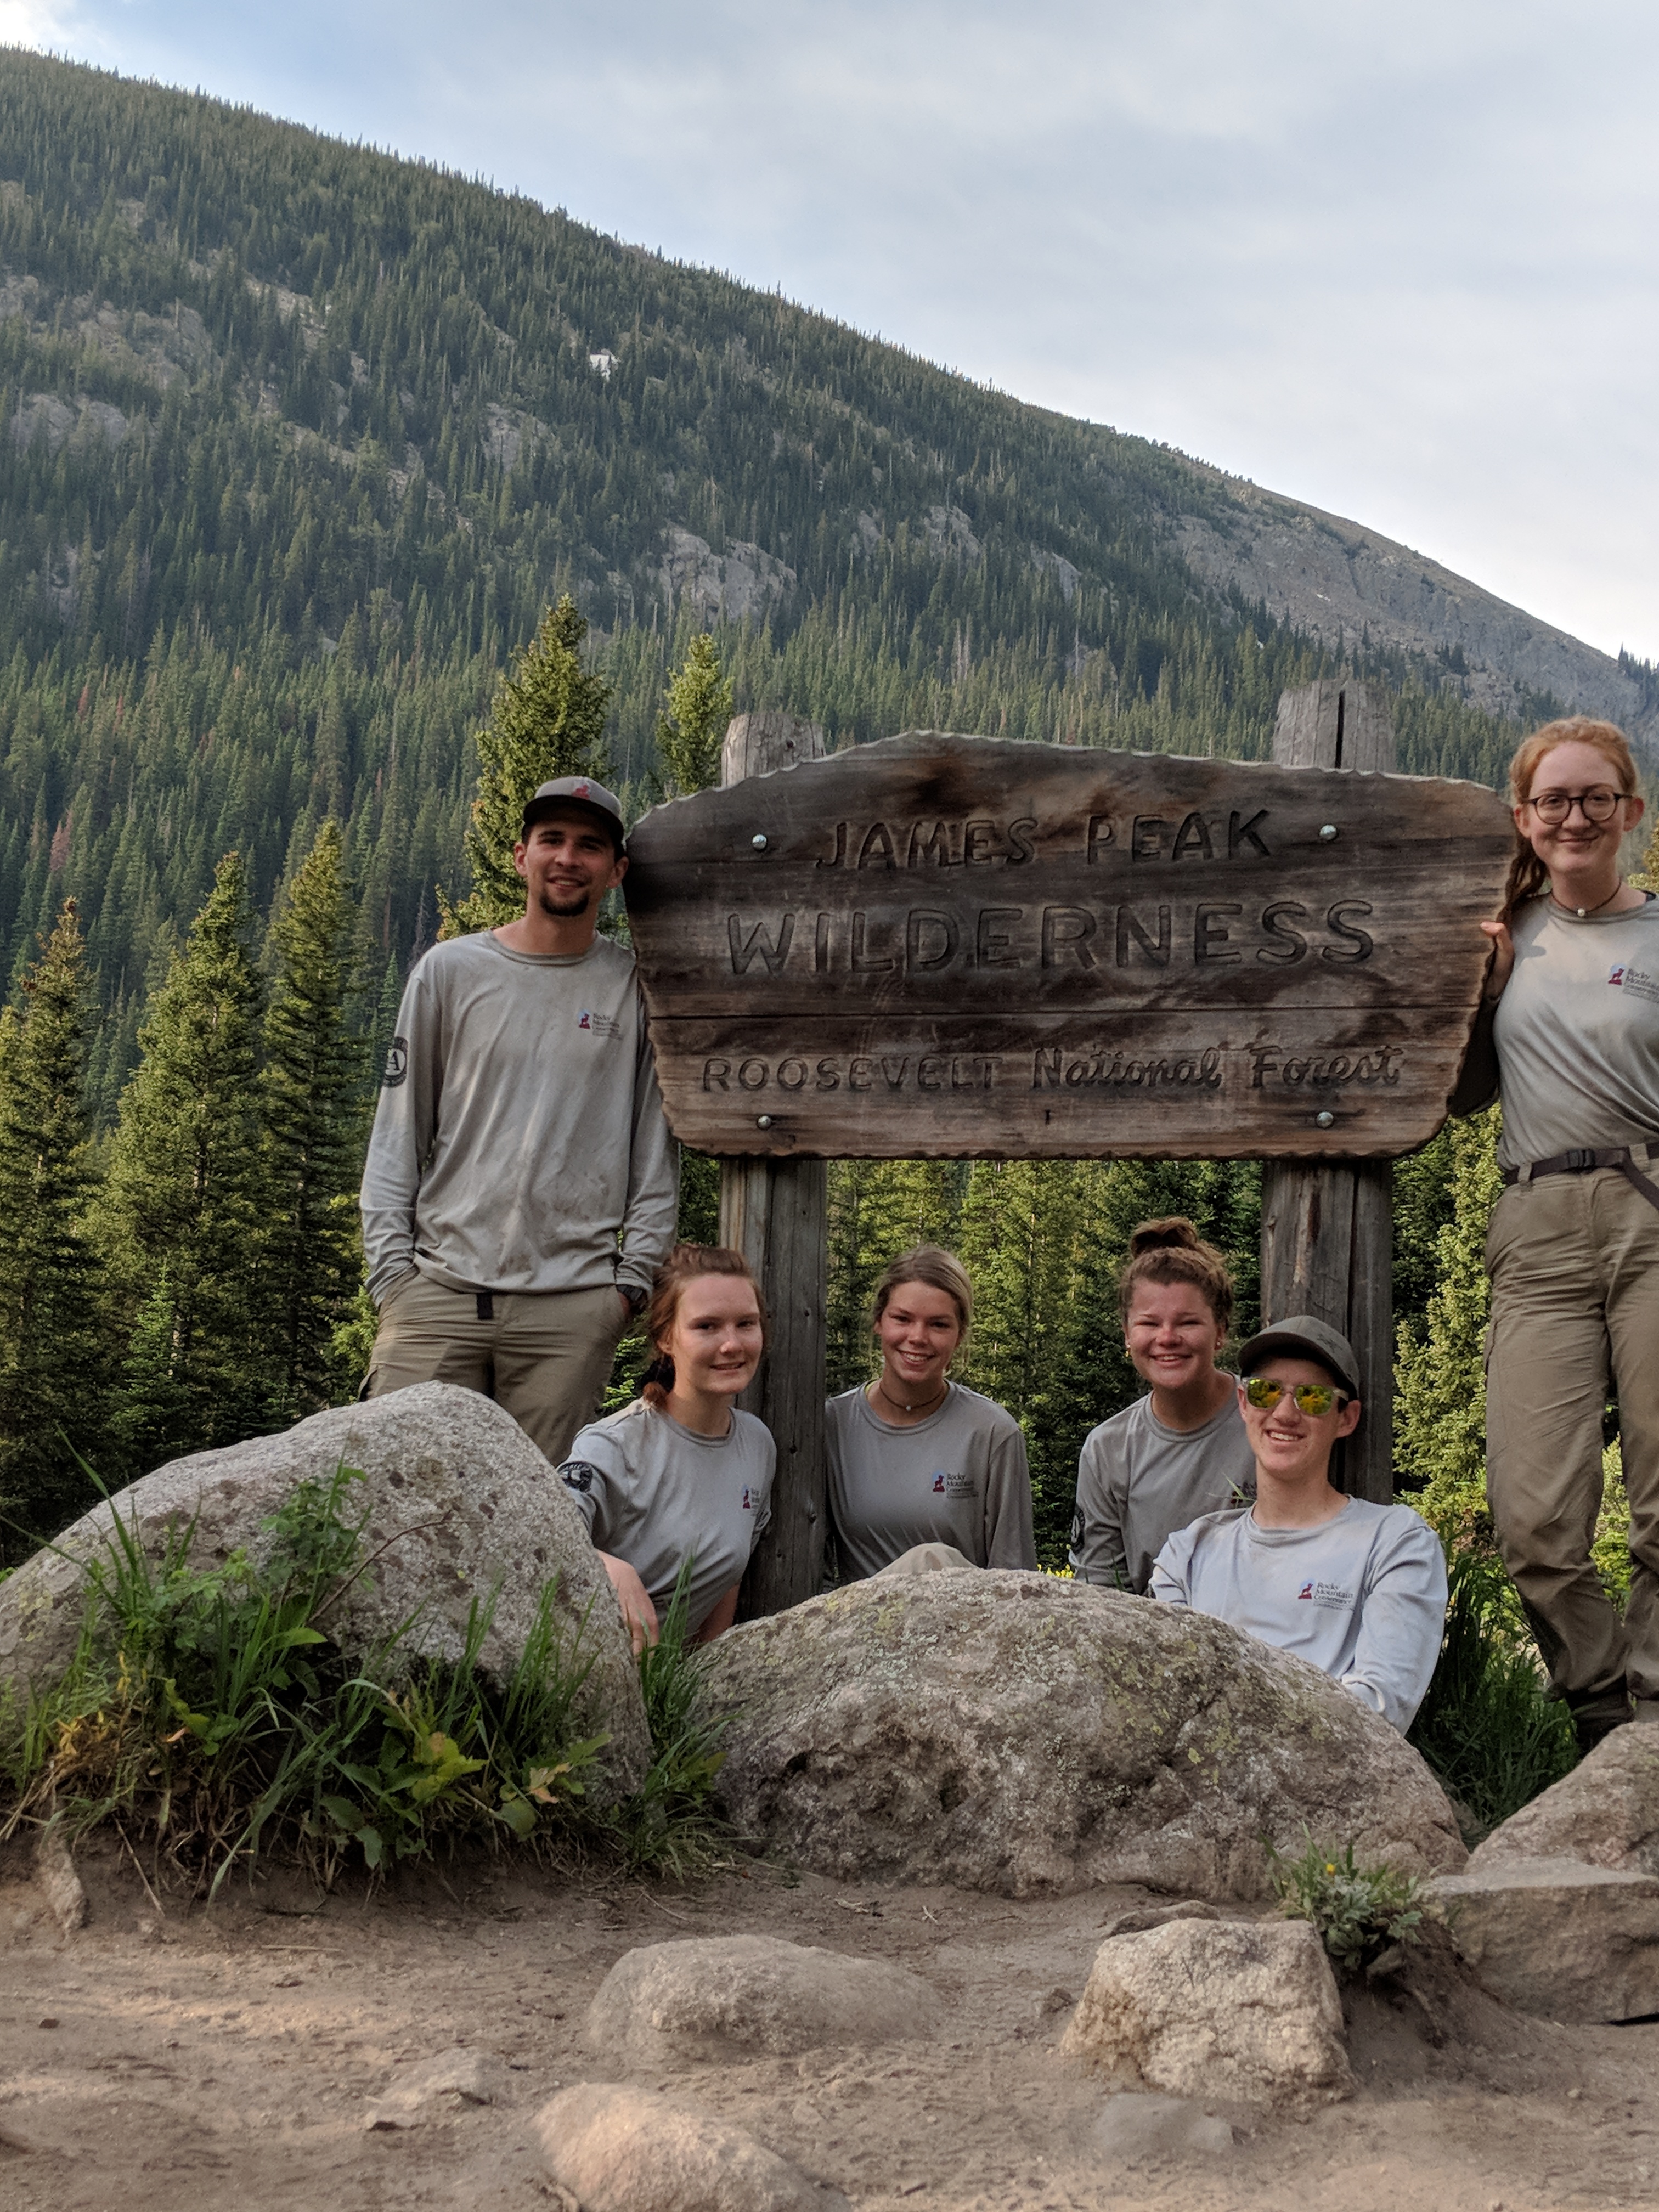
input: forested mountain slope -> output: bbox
[4,49,1646,1108]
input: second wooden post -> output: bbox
[1260,680,1397,1504]
[716,712,830,1615]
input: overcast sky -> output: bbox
[7,0,1657,661]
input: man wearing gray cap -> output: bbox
[1149,1315,1447,1733]
[359,777,678,1464]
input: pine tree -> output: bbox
[444,596,613,935]
[258,821,369,1421]
[1632,810,1659,893]
[98,853,270,1466]
[1395,1106,1503,1537]
[656,632,733,797]
[0,900,109,1546]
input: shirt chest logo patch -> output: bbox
[578,1009,624,1039]
[1299,1579,1355,1610]
[1610,963,1659,1004]
[932,1470,974,1499]
[741,1487,753,1511]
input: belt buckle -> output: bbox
[1564,1148,1594,1173]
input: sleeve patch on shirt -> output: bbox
[381,1035,408,1087]
[557,1460,601,1493]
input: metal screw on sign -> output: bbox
[1318,824,1338,841]
[1314,1111,1335,1128]
[756,1114,773,1128]
[751,833,769,850]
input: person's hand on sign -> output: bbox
[600,1553,660,1655]
[1479,916,1515,1001]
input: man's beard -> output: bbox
[538,882,595,918]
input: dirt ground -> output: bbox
[2,1833,1657,2212]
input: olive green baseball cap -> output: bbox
[1236,1313,1362,1403]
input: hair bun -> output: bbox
[1127,1217,1202,1257]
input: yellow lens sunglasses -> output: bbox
[1243,1376,1347,1417]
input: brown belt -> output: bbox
[1502,1144,1659,1215]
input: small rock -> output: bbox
[1430,1858,1659,2023]
[586,1935,935,2063]
[37,2016,59,2030]
[35,1822,86,1937]
[364,2046,507,2129]
[1470,1727,1659,1876]
[1091,2092,1234,2158]
[535,2083,850,2212]
[1040,1987,1074,2016]
[1059,1917,1352,2110]
[1098,1900,1220,1940]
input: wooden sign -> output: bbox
[623,733,1514,1159]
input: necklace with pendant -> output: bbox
[873,1376,948,1419]
[1552,883,1622,919]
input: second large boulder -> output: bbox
[693,1573,1464,1898]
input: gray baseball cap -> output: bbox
[521,776,625,851]
[1236,1313,1362,1403]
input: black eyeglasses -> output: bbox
[1523,787,1629,826]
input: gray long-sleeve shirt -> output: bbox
[358,930,678,1305]
[1070,1392,1257,1595]
[1150,1498,1448,1733]
[823,1382,1037,1579]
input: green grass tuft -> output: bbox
[1,1461,731,1894]
[1408,1543,1576,1840]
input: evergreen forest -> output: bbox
[0,41,1635,1688]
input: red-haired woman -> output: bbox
[1453,716,1657,1750]
[1070,1218,1256,1594]
[557,1244,773,1652]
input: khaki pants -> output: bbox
[1485,1168,1659,1714]
[366,1274,627,1468]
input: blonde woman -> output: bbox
[558,1244,773,1652]
[1452,716,1657,1751]
[823,1245,1036,1578]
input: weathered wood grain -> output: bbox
[625,731,1514,1160]
[720,1153,828,1617]
[713,716,830,1618]
[1260,680,1399,1503]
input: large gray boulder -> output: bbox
[693,1573,1465,1898]
[0,1383,649,1798]
[1429,1859,1659,2023]
[586,1934,936,2063]
[1059,1917,1353,2109]
[1470,1723,1659,1875]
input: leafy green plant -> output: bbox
[1,1460,729,1893]
[1268,1833,1438,1976]
[614,1560,733,1878]
[1408,1543,1576,1839]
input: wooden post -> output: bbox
[717,713,830,1615]
[1260,680,1396,1502]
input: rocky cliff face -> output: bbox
[1162,466,1657,751]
